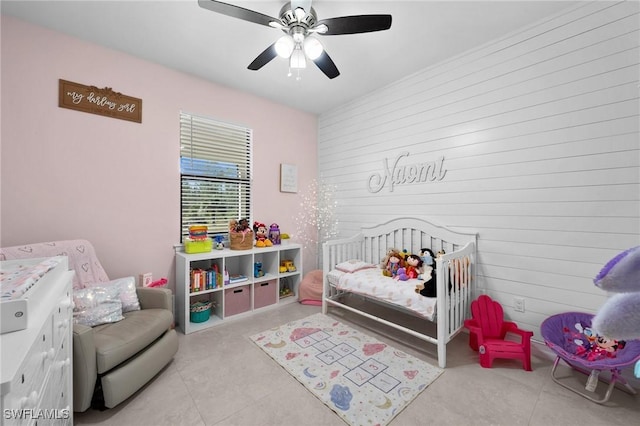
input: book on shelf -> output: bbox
[190,267,222,292]
[228,274,248,284]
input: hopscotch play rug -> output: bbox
[250,313,443,426]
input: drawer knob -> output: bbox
[42,348,55,361]
[20,391,39,408]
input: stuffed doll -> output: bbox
[591,245,640,378]
[253,221,273,247]
[380,248,399,270]
[382,250,403,278]
[404,254,423,279]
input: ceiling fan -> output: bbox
[198,0,392,79]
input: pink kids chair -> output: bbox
[464,295,533,371]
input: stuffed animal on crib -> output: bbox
[380,248,399,270]
[404,254,423,279]
[591,245,640,377]
[415,249,445,297]
[394,267,409,281]
[382,250,403,278]
[253,222,273,247]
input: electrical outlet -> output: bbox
[514,297,525,313]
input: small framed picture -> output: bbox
[280,164,298,193]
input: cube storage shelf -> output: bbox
[175,243,302,334]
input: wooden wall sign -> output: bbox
[58,79,142,123]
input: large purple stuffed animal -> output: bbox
[592,245,640,377]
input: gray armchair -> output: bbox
[0,240,179,412]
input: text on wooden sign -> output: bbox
[58,79,142,123]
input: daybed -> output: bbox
[322,217,477,368]
[0,240,179,412]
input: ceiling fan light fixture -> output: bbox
[290,48,306,69]
[303,37,323,60]
[314,23,328,34]
[275,35,295,58]
[294,7,306,21]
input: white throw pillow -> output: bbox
[334,259,376,273]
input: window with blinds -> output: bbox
[180,112,252,241]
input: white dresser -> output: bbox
[1,257,74,425]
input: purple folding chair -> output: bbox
[541,312,640,404]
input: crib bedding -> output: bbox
[327,266,437,321]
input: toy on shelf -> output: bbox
[229,218,253,250]
[269,223,281,245]
[254,262,264,278]
[189,225,208,240]
[280,260,296,273]
[253,221,273,248]
[184,225,213,253]
[214,235,224,250]
[279,279,293,298]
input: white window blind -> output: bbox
[180,112,252,240]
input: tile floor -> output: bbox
[75,301,639,426]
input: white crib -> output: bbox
[322,217,477,368]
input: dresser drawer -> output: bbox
[52,282,72,349]
[50,335,72,408]
[4,315,53,409]
[1,266,74,426]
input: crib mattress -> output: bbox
[327,267,437,321]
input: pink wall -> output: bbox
[0,15,318,288]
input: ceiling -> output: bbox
[1,0,582,115]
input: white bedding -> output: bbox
[327,266,437,321]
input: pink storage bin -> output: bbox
[224,285,251,317]
[254,280,277,309]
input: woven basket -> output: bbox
[230,231,254,250]
[190,301,212,323]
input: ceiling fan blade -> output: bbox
[316,15,392,35]
[248,43,278,71]
[312,51,340,79]
[198,0,279,28]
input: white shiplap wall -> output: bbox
[318,1,639,339]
